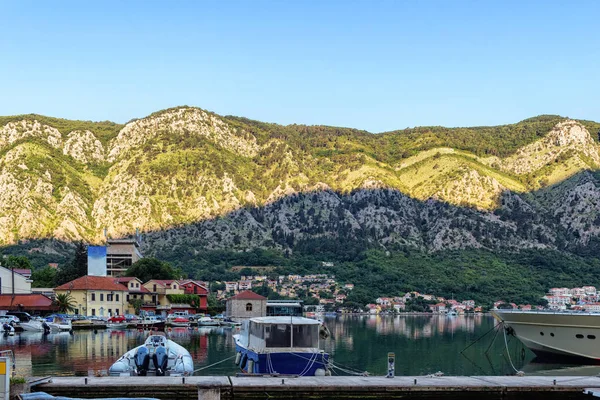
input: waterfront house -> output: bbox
[225,290,267,320]
[114,277,154,314]
[178,280,209,311]
[238,280,252,290]
[431,303,446,313]
[0,265,32,295]
[225,281,239,292]
[54,275,128,317]
[0,294,56,314]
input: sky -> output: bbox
[0,0,598,132]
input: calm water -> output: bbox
[2,315,599,377]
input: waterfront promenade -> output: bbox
[31,375,600,399]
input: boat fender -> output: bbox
[235,352,241,366]
[247,359,254,374]
[239,353,247,370]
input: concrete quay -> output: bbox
[31,375,600,399]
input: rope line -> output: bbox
[192,355,237,374]
[502,323,523,375]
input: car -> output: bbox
[124,314,139,322]
[108,315,126,323]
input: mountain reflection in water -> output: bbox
[0,315,594,377]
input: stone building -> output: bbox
[226,290,267,320]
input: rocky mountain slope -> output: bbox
[0,108,599,258]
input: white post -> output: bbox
[0,356,10,399]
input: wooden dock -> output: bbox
[29,375,600,399]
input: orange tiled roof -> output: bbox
[55,276,128,291]
[229,290,266,301]
[0,294,55,310]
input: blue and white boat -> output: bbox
[233,316,330,376]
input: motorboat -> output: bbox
[170,317,190,328]
[137,316,165,330]
[7,312,44,332]
[107,322,129,330]
[109,333,194,376]
[233,316,330,376]
[47,316,72,332]
[197,316,219,326]
[221,318,242,327]
[492,310,600,361]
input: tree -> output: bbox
[129,298,143,314]
[55,241,88,285]
[31,267,57,288]
[54,293,76,314]
[125,258,179,283]
[3,255,33,270]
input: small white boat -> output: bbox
[198,316,219,326]
[48,316,72,332]
[7,312,44,332]
[137,316,165,329]
[170,317,191,328]
[107,322,129,330]
[109,334,194,376]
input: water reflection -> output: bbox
[0,316,595,377]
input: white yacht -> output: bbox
[492,310,600,360]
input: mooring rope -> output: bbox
[502,323,524,375]
[192,355,237,374]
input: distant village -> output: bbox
[0,238,599,317]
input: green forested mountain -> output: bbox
[1,107,599,304]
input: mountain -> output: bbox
[1,107,600,299]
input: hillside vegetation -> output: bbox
[1,107,599,302]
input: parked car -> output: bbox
[108,315,126,323]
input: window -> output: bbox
[108,309,112,315]
[153,285,157,292]
[91,293,96,301]
[100,294,104,301]
[136,283,139,288]
[588,335,596,340]
[126,295,130,301]
[92,309,96,316]
[116,309,119,315]
[130,283,134,288]
[246,303,253,312]
[107,294,113,301]
[116,294,119,301]
[576,334,584,339]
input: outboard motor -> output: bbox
[42,321,51,335]
[134,346,150,376]
[2,323,10,335]
[153,346,169,376]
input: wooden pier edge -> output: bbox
[30,375,600,399]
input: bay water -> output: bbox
[2,314,598,377]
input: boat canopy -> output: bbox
[246,317,320,349]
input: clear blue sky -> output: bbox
[1,0,598,132]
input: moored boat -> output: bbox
[47,316,72,332]
[137,316,165,330]
[107,322,129,330]
[492,310,600,361]
[198,316,219,326]
[170,317,191,327]
[109,333,194,376]
[233,316,330,376]
[10,312,44,332]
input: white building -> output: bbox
[0,266,32,295]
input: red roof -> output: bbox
[114,277,139,283]
[229,290,266,300]
[0,294,55,310]
[55,276,128,291]
[13,269,32,277]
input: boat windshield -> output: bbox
[250,322,319,348]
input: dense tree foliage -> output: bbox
[125,257,180,283]
[55,241,88,285]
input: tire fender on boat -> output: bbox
[247,359,254,374]
[235,352,241,366]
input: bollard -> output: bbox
[386,352,395,378]
[414,379,417,385]
[85,378,88,385]
[553,379,556,385]
[282,379,285,385]
[182,377,185,384]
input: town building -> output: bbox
[106,238,143,277]
[0,265,32,295]
[54,276,129,317]
[0,294,55,314]
[226,290,267,320]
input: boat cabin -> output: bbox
[244,316,321,350]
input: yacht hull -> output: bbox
[492,311,600,361]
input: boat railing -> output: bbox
[495,309,600,316]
